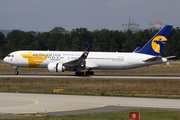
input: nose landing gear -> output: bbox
[14,71,19,75]
[13,66,19,75]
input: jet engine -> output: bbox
[47,63,65,72]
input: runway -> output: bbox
[1,74,180,79]
[0,93,180,118]
[0,93,179,113]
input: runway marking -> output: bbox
[1,74,180,79]
[0,105,109,117]
[116,105,180,110]
[0,96,38,109]
[36,105,109,114]
[0,113,43,117]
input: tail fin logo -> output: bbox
[151,36,167,53]
[84,51,89,56]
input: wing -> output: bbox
[63,45,92,67]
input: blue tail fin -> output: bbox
[81,45,92,58]
[136,25,172,56]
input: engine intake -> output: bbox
[47,63,65,72]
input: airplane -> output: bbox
[3,25,175,76]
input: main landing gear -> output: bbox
[13,66,19,75]
[85,71,94,75]
[75,72,84,76]
[75,71,94,76]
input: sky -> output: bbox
[0,0,180,32]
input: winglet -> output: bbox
[81,45,92,58]
[133,46,141,53]
[136,25,172,56]
[63,45,92,67]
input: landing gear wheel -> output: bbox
[90,71,94,75]
[81,72,84,76]
[75,72,77,76]
[13,66,19,75]
[85,71,90,75]
[14,71,18,75]
[75,72,84,76]
[85,71,94,75]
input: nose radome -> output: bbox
[3,57,8,63]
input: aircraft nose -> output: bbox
[3,57,8,63]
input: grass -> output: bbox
[0,63,180,98]
[2,109,180,120]
[1,62,180,75]
[0,78,179,98]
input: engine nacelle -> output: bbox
[47,63,65,72]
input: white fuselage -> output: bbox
[3,50,167,71]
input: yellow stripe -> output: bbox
[46,105,109,113]
[0,96,38,109]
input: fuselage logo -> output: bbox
[84,51,89,56]
[21,52,50,67]
[151,36,167,53]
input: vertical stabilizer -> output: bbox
[136,25,172,56]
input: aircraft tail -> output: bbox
[136,25,172,56]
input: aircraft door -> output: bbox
[128,57,132,64]
[15,54,19,61]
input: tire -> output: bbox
[80,72,84,76]
[90,71,94,75]
[85,71,90,75]
[14,71,18,75]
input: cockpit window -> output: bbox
[8,55,11,57]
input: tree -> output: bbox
[124,29,134,52]
[0,32,5,59]
[0,27,180,59]
[0,31,5,45]
[70,28,92,50]
[5,30,25,51]
[163,27,180,59]
[49,27,67,34]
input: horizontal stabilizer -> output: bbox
[143,56,162,62]
[165,56,176,59]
